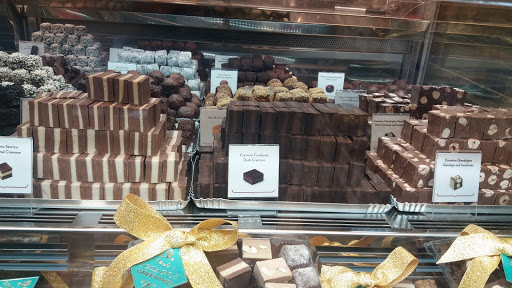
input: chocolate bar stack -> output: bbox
[16,72,190,201]
[196,101,391,204]
[358,91,412,115]
[368,105,512,205]
[409,85,467,120]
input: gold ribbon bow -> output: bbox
[436,224,512,288]
[320,247,418,288]
[91,194,239,288]
[310,236,377,247]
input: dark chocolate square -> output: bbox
[243,169,264,185]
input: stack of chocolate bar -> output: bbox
[359,91,412,115]
[367,105,512,205]
[196,101,391,204]
[409,86,467,120]
[206,237,320,288]
[17,77,190,201]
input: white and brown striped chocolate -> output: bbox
[57,99,75,128]
[119,104,131,131]
[113,130,130,155]
[103,102,120,130]
[39,179,54,199]
[72,98,93,129]
[149,98,163,123]
[51,128,67,153]
[33,126,49,152]
[153,183,169,201]
[97,130,113,155]
[115,74,133,104]
[170,181,186,200]
[34,152,46,178]
[52,91,82,99]
[108,155,128,182]
[86,72,104,100]
[129,102,152,132]
[128,156,145,182]
[129,75,149,105]
[161,152,180,182]
[44,98,61,128]
[89,102,104,130]
[145,156,161,184]
[66,129,84,153]
[16,122,32,137]
[84,129,97,154]
[29,93,51,126]
[101,72,121,101]
[69,153,80,181]
[50,153,61,180]
[83,154,95,182]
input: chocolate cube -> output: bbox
[290,135,307,160]
[216,258,252,288]
[243,169,264,185]
[242,106,261,134]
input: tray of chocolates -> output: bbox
[206,235,321,288]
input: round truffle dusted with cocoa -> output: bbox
[190,94,201,107]
[179,85,192,102]
[150,85,163,98]
[169,73,185,86]
[168,94,185,110]
[148,70,165,84]
[177,105,198,119]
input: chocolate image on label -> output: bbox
[243,169,264,185]
[449,175,463,190]
[325,85,334,93]
[384,132,396,137]
[0,162,12,180]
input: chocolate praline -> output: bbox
[148,70,165,84]
[168,94,185,110]
[169,73,185,86]
[190,94,201,107]
[179,85,192,102]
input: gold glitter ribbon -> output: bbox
[436,224,512,288]
[310,236,377,247]
[320,247,418,288]
[41,271,69,288]
[91,194,239,288]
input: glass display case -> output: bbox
[0,0,511,287]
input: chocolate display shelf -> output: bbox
[391,196,512,214]
[0,198,189,211]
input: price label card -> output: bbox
[210,69,238,94]
[215,55,236,69]
[370,113,410,151]
[108,61,137,74]
[317,72,345,99]
[131,248,188,288]
[199,108,226,146]
[0,276,39,288]
[0,137,33,194]
[18,41,44,56]
[228,145,279,198]
[432,151,482,203]
[335,90,364,106]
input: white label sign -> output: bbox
[433,151,482,203]
[317,72,345,99]
[199,108,226,146]
[215,55,236,69]
[109,48,124,62]
[370,113,410,151]
[335,90,363,106]
[0,137,33,194]
[211,69,238,94]
[108,61,137,74]
[228,145,279,198]
[18,41,44,56]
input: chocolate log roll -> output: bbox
[127,74,151,106]
[242,106,261,134]
[114,74,134,104]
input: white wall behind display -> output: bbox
[228,145,279,199]
[0,137,33,194]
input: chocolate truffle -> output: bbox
[168,94,185,110]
